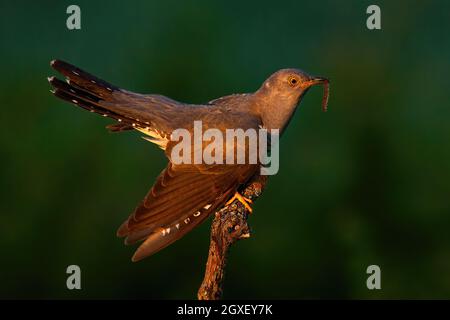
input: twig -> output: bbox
[197,177,267,300]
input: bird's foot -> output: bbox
[226,192,253,213]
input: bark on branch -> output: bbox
[197,176,267,300]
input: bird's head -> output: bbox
[255,68,329,132]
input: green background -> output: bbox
[1,0,449,299]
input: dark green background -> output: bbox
[1,0,449,299]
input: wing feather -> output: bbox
[118,162,258,260]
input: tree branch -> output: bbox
[197,176,267,300]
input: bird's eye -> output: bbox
[288,76,299,87]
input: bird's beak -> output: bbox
[301,76,328,88]
[301,76,330,112]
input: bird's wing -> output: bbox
[117,162,258,261]
[118,109,263,261]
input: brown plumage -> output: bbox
[48,60,328,261]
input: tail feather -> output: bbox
[49,75,134,133]
[106,123,134,132]
[49,77,134,126]
[48,69,138,127]
[50,59,118,97]
[49,76,102,103]
[48,59,175,146]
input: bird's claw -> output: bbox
[226,192,253,213]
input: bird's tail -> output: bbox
[48,59,182,140]
[48,60,136,131]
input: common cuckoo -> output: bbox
[48,60,329,261]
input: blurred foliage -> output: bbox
[0,0,449,299]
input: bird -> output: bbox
[48,60,329,262]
